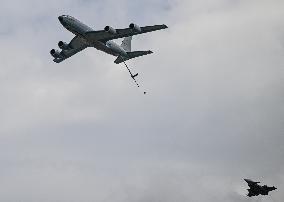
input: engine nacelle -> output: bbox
[58,41,70,50]
[129,23,141,32]
[50,49,62,58]
[104,26,116,34]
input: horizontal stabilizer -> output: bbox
[114,50,153,64]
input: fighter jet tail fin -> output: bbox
[114,50,153,64]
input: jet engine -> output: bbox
[104,26,116,34]
[50,49,62,58]
[129,23,141,32]
[58,41,70,50]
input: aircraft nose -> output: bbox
[58,16,64,23]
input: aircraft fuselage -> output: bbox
[58,15,127,57]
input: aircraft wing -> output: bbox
[247,190,257,197]
[245,179,260,186]
[85,24,168,43]
[53,36,89,63]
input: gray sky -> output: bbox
[0,0,283,201]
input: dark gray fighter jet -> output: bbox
[244,179,277,197]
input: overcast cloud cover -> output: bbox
[0,0,283,201]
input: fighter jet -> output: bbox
[244,179,277,197]
[50,15,168,64]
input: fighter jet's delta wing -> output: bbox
[85,24,168,42]
[51,36,89,63]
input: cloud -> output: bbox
[0,0,283,201]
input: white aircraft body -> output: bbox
[50,15,168,64]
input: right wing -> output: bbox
[52,36,89,63]
[85,24,168,43]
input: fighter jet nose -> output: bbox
[58,16,64,22]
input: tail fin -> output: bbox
[114,50,153,64]
[121,36,132,52]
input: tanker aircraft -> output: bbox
[50,15,168,88]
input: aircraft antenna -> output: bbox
[123,61,147,94]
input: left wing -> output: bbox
[85,24,168,43]
[52,36,89,63]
